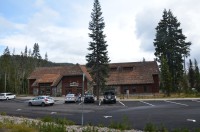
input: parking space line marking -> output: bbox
[79,102,83,105]
[104,116,112,118]
[51,112,57,114]
[165,100,188,106]
[119,101,126,106]
[187,119,196,122]
[140,101,154,106]
[192,100,200,103]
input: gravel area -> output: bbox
[0,115,143,132]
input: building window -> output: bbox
[123,67,133,71]
[110,67,117,72]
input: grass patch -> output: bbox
[41,116,75,125]
[109,115,131,130]
[0,112,6,116]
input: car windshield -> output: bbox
[104,92,114,95]
[85,94,93,97]
[66,94,75,97]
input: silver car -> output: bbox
[65,94,77,103]
[0,93,16,100]
[28,96,54,106]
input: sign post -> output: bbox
[81,73,85,126]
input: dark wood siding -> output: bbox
[62,75,87,96]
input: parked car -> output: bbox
[28,96,54,107]
[103,91,116,104]
[0,93,16,100]
[84,93,95,103]
[65,94,77,103]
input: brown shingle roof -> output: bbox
[28,61,159,87]
[107,61,159,85]
[28,65,92,87]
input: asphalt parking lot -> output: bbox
[1,98,200,131]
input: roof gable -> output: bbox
[28,64,92,87]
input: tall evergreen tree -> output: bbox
[194,59,200,92]
[24,46,28,57]
[45,52,48,61]
[32,43,41,59]
[188,59,195,89]
[1,47,11,92]
[154,9,191,92]
[86,0,110,100]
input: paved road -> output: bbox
[0,98,200,131]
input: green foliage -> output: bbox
[160,56,172,96]
[41,116,75,125]
[109,115,131,130]
[194,59,200,92]
[0,45,71,94]
[144,123,169,132]
[82,126,99,132]
[144,123,158,132]
[0,112,7,116]
[154,9,191,92]
[173,128,189,132]
[0,118,66,132]
[86,0,110,100]
[188,59,195,88]
[38,122,66,132]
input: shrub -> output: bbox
[109,115,131,130]
[0,112,6,116]
[144,123,158,132]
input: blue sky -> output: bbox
[0,0,200,65]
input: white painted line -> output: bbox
[104,116,112,118]
[187,119,196,122]
[51,112,57,114]
[192,100,200,103]
[16,109,22,111]
[99,100,101,106]
[165,100,188,106]
[79,102,83,105]
[119,101,126,106]
[140,101,154,106]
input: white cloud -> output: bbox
[0,0,200,65]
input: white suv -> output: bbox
[0,93,16,100]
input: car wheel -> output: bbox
[6,97,9,100]
[41,102,45,107]
[28,102,32,106]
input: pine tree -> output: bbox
[86,0,110,100]
[1,47,11,92]
[45,52,48,61]
[154,9,191,92]
[160,56,172,96]
[188,59,195,89]
[24,46,28,57]
[194,59,200,92]
[32,43,41,59]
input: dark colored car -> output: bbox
[103,91,116,104]
[84,94,95,103]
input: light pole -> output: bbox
[81,73,85,126]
